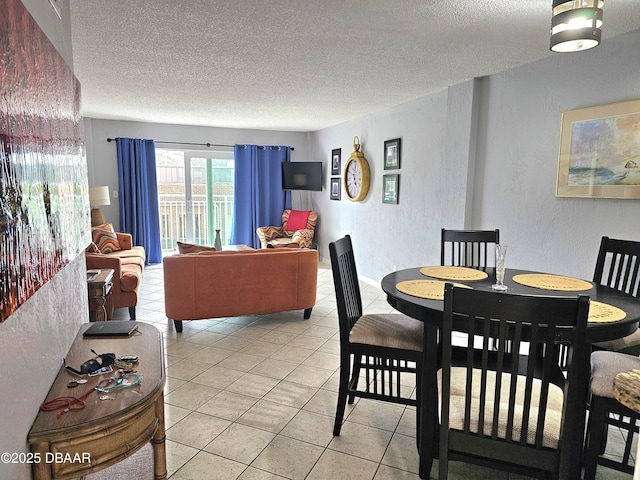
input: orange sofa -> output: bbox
[163,248,318,332]
[86,232,145,319]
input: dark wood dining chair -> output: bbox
[438,284,590,480]
[592,236,640,354]
[329,235,423,436]
[583,236,640,477]
[440,228,500,269]
[584,350,640,479]
[441,228,501,352]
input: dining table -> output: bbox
[381,266,640,480]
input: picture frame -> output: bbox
[330,177,341,200]
[383,174,400,204]
[331,148,341,176]
[384,138,401,170]
[556,99,640,199]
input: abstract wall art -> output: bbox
[1,0,90,322]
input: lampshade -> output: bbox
[550,0,603,53]
[89,186,111,206]
[88,186,110,227]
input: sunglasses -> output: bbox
[64,349,116,375]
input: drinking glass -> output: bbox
[492,244,508,291]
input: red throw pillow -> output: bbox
[285,210,310,231]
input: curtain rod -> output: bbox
[106,138,294,150]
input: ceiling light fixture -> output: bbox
[550,0,603,52]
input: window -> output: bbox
[156,149,234,250]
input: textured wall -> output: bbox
[473,29,640,279]
[0,255,87,479]
[0,2,87,478]
[84,118,310,230]
[310,89,450,280]
[311,29,640,284]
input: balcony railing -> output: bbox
[159,193,233,251]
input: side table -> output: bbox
[28,322,166,480]
[87,269,114,321]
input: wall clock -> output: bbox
[343,136,370,202]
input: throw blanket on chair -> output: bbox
[285,210,311,231]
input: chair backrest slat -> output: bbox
[329,235,363,341]
[439,284,590,477]
[441,229,500,268]
[593,236,640,299]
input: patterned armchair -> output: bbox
[256,209,318,249]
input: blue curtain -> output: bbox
[231,145,292,248]
[115,137,162,264]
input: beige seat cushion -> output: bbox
[593,329,640,352]
[590,350,640,398]
[438,368,565,449]
[350,314,423,351]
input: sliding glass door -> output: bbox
[156,149,234,251]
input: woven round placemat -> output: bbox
[396,280,472,300]
[512,273,593,291]
[588,301,627,323]
[420,265,488,281]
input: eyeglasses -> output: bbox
[95,373,142,393]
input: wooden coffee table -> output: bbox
[28,322,166,480]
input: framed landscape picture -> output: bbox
[384,138,401,170]
[556,99,640,199]
[383,174,399,204]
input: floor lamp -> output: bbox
[89,186,111,227]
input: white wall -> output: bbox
[84,119,311,229]
[1,2,88,479]
[310,88,451,279]
[474,29,640,279]
[311,28,640,284]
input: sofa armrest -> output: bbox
[86,253,122,282]
[256,226,285,248]
[116,232,133,250]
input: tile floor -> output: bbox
[108,260,632,480]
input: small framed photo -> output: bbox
[330,177,341,200]
[384,138,401,170]
[383,174,400,204]
[331,148,341,175]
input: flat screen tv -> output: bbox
[282,162,322,191]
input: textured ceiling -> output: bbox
[69,0,640,132]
